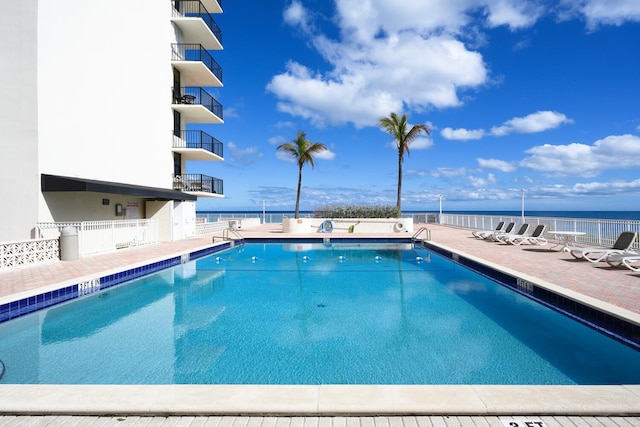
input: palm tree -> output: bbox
[377,112,430,215]
[277,131,328,218]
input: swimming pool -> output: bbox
[1,241,639,385]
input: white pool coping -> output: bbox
[1,384,640,415]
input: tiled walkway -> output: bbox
[1,415,639,427]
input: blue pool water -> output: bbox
[1,242,640,385]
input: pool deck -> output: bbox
[1,223,640,421]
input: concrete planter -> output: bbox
[282,217,413,234]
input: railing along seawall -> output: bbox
[441,213,640,250]
[197,212,438,225]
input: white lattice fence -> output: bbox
[0,239,59,269]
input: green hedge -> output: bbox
[313,205,400,219]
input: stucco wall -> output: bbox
[37,0,176,188]
[0,0,40,240]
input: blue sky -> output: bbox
[193,0,640,212]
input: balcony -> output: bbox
[171,1,223,50]
[173,174,223,197]
[171,44,222,87]
[198,0,222,14]
[173,130,223,161]
[172,87,223,124]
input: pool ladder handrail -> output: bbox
[221,227,244,243]
[411,227,431,244]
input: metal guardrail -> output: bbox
[173,173,223,194]
[440,213,640,250]
[196,212,441,225]
[171,43,222,83]
[172,86,223,119]
[173,130,223,157]
[195,211,640,250]
[171,0,223,43]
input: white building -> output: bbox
[0,0,224,243]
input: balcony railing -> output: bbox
[171,43,223,84]
[171,0,222,44]
[173,130,223,157]
[173,173,223,195]
[172,87,223,120]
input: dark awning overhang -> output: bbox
[41,174,197,201]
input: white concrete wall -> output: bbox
[282,218,414,234]
[40,193,145,222]
[37,0,176,188]
[0,0,40,240]
[0,1,208,242]
[146,201,174,241]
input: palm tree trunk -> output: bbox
[295,166,303,218]
[397,147,403,215]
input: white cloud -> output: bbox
[469,173,497,188]
[491,111,573,136]
[442,111,571,140]
[385,136,433,150]
[268,135,287,145]
[560,0,640,29]
[520,134,640,177]
[268,1,492,128]
[275,150,295,162]
[275,145,336,161]
[477,158,517,172]
[275,121,295,130]
[484,0,544,29]
[227,142,263,165]
[269,1,639,130]
[534,178,640,198]
[431,167,474,178]
[283,1,311,32]
[314,149,337,160]
[441,127,485,140]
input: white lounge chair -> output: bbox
[605,253,640,271]
[472,221,505,239]
[487,222,515,241]
[569,231,637,263]
[506,224,547,246]
[495,223,530,243]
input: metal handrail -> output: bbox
[412,227,431,242]
[222,227,244,242]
